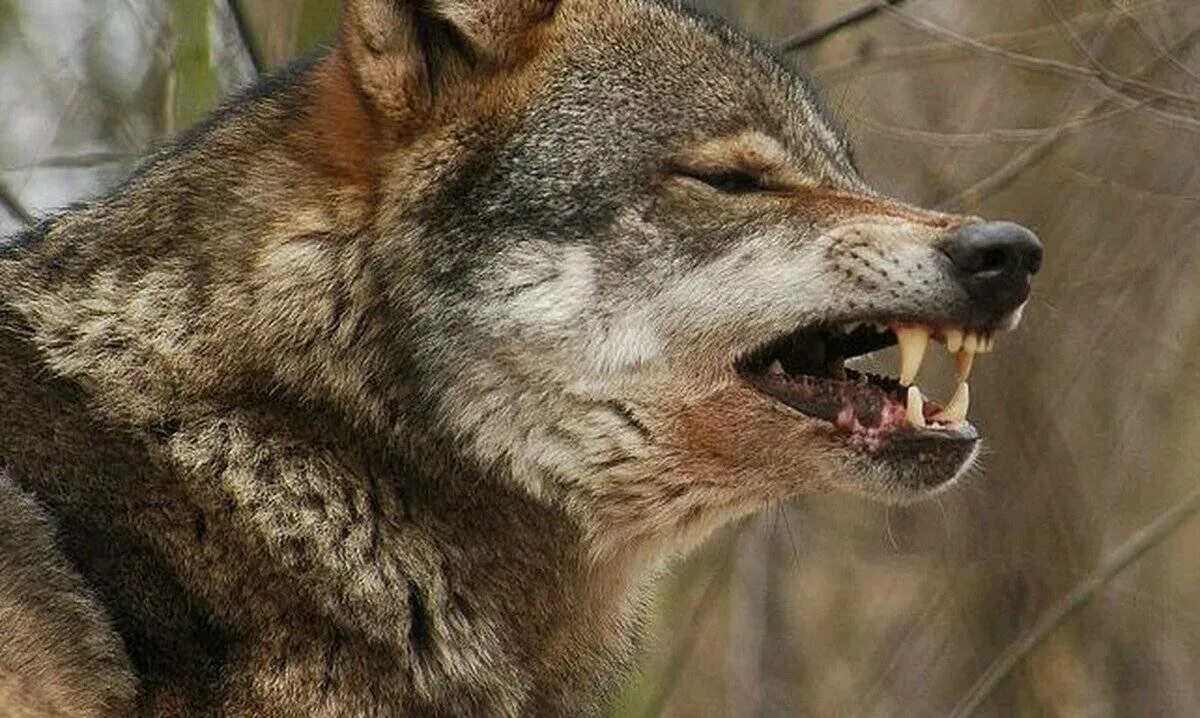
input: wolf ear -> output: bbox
[340,0,557,122]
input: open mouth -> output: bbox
[737,321,995,451]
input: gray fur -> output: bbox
[0,0,1015,713]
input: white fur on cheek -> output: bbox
[591,315,663,374]
[486,243,596,331]
[616,233,838,372]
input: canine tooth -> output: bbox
[906,386,926,428]
[956,349,975,382]
[843,322,862,334]
[874,323,889,333]
[768,359,785,376]
[933,382,970,424]
[945,328,963,354]
[896,325,930,386]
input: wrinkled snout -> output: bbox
[939,220,1043,315]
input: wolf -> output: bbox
[0,0,1042,714]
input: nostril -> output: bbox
[977,247,1009,275]
[942,220,1042,278]
[940,220,1042,313]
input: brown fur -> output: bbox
[0,476,136,717]
[0,0,1025,714]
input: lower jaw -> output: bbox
[836,416,979,455]
[848,432,981,500]
[742,372,976,454]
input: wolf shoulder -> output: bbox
[0,471,136,717]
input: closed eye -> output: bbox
[674,167,767,194]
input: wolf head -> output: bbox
[307,0,1043,559]
[3,0,1039,565]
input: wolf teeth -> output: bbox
[938,328,994,353]
[962,331,979,354]
[906,386,926,428]
[956,349,975,382]
[779,320,993,429]
[932,382,969,424]
[945,328,964,353]
[896,325,929,386]
[894,324,991,428]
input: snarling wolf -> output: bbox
[0,0,1042,714]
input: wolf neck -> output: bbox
[0,62,644,711]
[0,230,643,712]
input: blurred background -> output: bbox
[2,0,1199,715]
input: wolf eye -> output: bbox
[675,167,766,194]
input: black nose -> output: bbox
[940,220,1042,314]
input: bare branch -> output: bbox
[1053,161,1200,206]
[940,22,1200,209]
[1037,0,1200,132]
[812,0,1181,83]
[2,151,135,171]
[1113,1,1200,87]
[225,0,265,76]
[856,102,1138,148]
[0,179,34,226]
[780,0,907,53]
[883,6,1199,111]
[949,485,1200,718]
[1040,0,1119,73]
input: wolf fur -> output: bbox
[0,0,1020,714]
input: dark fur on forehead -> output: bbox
[653,0,856,171]
[403,0,865,287]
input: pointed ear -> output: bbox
[339,0,558,123]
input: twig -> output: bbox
[948,485,1200,718]
[883,6,1199,112]
[855,103,1137,148]
[940,22,1200,209]
[225,0,265,76]
[812,0,1180,83]
[1112,1,1200,88]
[1035,0,1200,133]
[1,151,135,171]
[780,0,907,53]
[0,179,34,226]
